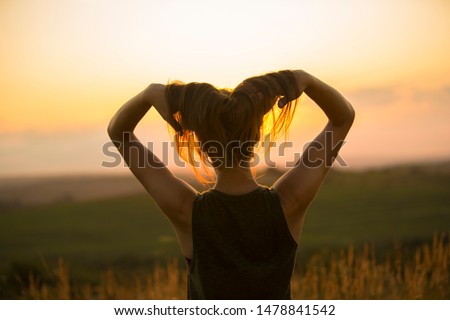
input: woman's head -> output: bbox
[165,70,300,181]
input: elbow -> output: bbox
[107,123,124,149]
[340,106,355,131]
[347,102,356,125]
[332,102,355,128]
[341,101,355,127]
[107,121,115,139]
[107,119,121,141]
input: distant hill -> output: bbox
[0,174,144,209]
[1,160,449,209]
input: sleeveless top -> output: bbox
[187,186,298,299]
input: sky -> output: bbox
[1,0,450,177]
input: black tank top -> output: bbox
[188,186,298,299]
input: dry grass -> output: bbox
[20,233,449,299]
[292,233,449,299]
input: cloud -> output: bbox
[346,87,399,106]
[0,124,175,177]
[412,86,450,110]
[0,129,111,177]
[345,84,450,110]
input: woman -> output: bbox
[107,69,355,299]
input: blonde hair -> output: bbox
[165,70,300,182]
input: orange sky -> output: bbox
[1,0,450,176]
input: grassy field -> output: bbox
[0,162,449,298]
[10,233,450,299]
[300,164,450,252]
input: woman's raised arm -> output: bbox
[273,70,355,241]
[107,84,196,258]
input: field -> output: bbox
[12,233,450,299]
[0,162,449,298]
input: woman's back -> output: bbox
[188,186,297,299]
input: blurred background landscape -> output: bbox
[1,0,449,299]
[1,163,449,299]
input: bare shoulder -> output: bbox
[158,175,197,259]
[160,174,198,224]
[272,181,308,243]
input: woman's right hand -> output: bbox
[278,70,312,108]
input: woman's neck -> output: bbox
[213,167,260,195]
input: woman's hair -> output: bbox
[165,70,300,182]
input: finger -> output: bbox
[278,97,288,108]
[167,116,183,133]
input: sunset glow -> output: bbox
[1,0,450,176]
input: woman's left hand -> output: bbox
[146,83,182,132]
